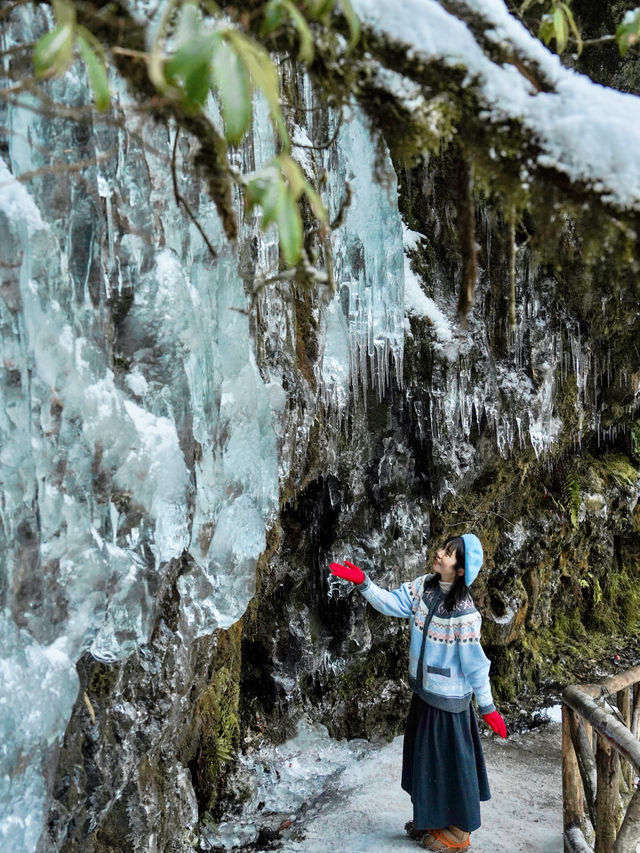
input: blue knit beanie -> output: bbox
[461,533,483,586]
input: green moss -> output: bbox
[596,452,638,488]
[192,623,243,817]
[335,630,408,701]
[87,662,119,698]
[630,421,640,462]
[294,291,319,391]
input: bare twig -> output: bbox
[0,78,39,98]
[330,182,352,230]
[292,110,343,151]
[171,128,218,260]
[0,41,36,59]
[486,509,517,528]
[4,93,173,167]
[2,147,117,185]
[110,46,149,61]
[576,35,616,47]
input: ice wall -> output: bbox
[0,9,283,848]
[0,5,416,847]
[320,104,406,408]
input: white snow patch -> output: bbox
[125,369,149,396]
[0,159,45,234]
[534,704,563,724]
[402,227,454,347]
[207,714,564,853]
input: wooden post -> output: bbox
[565,824,594,853]
[613,785,640,853]
[631,683,640,741]
[561,674,640,853]
[563,685,640,772]
[569,710,598,828]
[563,703,585,849]
[617,688,633,793]
[595,734,620,853]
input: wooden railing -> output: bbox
[562,665,640,853]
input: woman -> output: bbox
[329,533,506,851]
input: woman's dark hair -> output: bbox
[424,536,469,611]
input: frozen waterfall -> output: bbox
[0,12,408,846]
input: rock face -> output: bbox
[1,6,640,853]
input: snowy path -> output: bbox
[276,724,563,853]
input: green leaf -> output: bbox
[211,35,253,144]
[226,30,289,149]
[77,34,111,111]
[165,32,217,108]
[559,2,582,54]
[519,0,543,14]
[276,190,302,264]
[175,1,202,46]
[165,41,212,85]
[279,153,328,221]
[553,6,569,53]
[539,13,555,46]
[261,0,315,62]
[185,58,212,106]
[616,8,640,56]
[301,179,327,222]
[51,0,76,27]
[305,0,334,19]
[260,180,286,228]
[148,0,181,93]
[261,0,287,36]
[335,0,360,49]
[245,164,283,227]
[77,25,108,63]
[33,24,74,76]
[280,0,315,63]
[279,153,306,200]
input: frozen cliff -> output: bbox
[1,1,640,852]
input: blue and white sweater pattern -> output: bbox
[358,573,495,714]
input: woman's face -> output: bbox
[433,544,462,583]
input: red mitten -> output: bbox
[482,710,507,738]
[329,560,365,584]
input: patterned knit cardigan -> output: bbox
[358,572,496,714]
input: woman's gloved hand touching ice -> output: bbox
[329,560,365,584]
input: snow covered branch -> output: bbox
[352,0,640,217]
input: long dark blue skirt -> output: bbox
[401,693,491,833]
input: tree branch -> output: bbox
[171,129,219,260]
[70,0,238,241]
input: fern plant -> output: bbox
[562,472,581,529]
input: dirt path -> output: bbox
[276,723,563,853]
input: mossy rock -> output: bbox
[190,623,243,818]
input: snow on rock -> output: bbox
[403,225,454,350]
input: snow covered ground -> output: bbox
[276,723,563,853]
[207,710,564,852]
